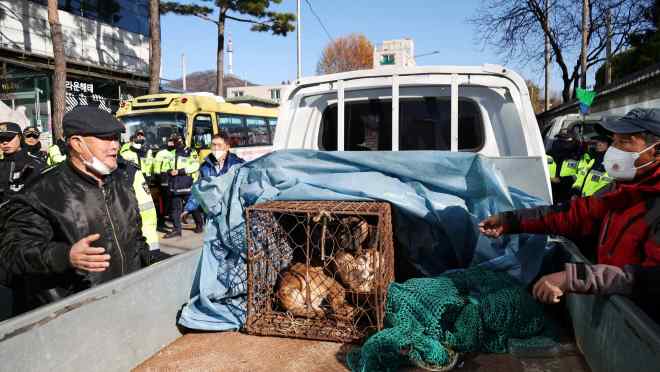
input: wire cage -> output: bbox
[245,201,395,343]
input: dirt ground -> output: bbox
[133,332,590,372]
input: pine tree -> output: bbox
[161,1,295,96]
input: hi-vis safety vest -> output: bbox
[120,145,154,177]
[547,155,557,178]
[131,169,159,252]
[581,170,613,197]
[572,154,596,191]
[153,148,200,187]
[559,158,579,177]
[47,144,67,167]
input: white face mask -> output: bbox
[603,143,658,181]
[77,137,115,176]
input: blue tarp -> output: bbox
[177,150,550,331]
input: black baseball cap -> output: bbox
[0,122,21,141]
[63,106,125,138]
[601,108,660,136]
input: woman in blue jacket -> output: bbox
[181,132,245,229]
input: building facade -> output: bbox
[227,84,286,105]
[0,0,150,141]
[373,39,416,69]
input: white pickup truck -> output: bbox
[1,65,658,372]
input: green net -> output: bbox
[346,267,556,371]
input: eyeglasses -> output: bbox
[25,134,40,139]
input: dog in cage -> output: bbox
[276,214,382,318]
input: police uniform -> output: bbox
[22,127,47,163]
[154,134,199,238]
[120,158,160,258]
[0,122,45,204]
[47,138,68,167]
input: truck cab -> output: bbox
[274,65,553,204]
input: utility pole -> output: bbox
[544,0,551,111]
[605,7,613,85]
[181,53,187,92]
[296,0,302,80]
[581,0,590,89]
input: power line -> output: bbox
[304,0,333,42]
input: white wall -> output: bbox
[0,0,149,76]
[227,84,285,102]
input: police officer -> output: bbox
[120,156,161,262]
[120,130,154,180]
[547,130,581,202]
[0,122,45,204]
[154,133,199,238]
[22,127,47,162]
[47,137,68,166]
[0,107,150,314]
[577,135,613,197]
[117,131,160,261]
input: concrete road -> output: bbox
[159,225,205,256]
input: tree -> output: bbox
[161,1,294,96]
[471,0,652,103]
[595,0,660,87]
[47,0,65,140]
[149,0,161,94]
[526,80,544,113]
[316,33,373,75]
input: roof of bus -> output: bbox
[116,92,278,118]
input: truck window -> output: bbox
[217,114,248,147]
[318,98,484,151]
[399,98,484,151]
[319,99,393,151]
[245,117,271,146]
[192,114,213,150]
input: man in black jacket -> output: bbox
[0,107,150,314]
[0,122,45,204]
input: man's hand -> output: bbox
[170,170,178,177]
[479,214,506,238]
[180,211,189,222]
[532,271,568,304]
[69,234,110,272]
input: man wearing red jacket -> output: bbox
[480,108,660,314]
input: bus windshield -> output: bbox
[120,112,187,149]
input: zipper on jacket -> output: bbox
[102,187,126,275]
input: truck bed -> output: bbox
[133,332,590,372]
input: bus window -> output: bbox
[268,118,277,140]
[121,112,186,149]
[246,117,271,145]
[218,114,248,147]
[192,114,213,150]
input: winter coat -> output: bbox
[504,164,660,268]
[184,152,244,213]
[0,148,45,204]
[0,159,150,312]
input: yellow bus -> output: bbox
[116,92,278,161]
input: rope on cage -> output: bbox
[313,210,333,261]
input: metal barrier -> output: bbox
[0,249,201,372]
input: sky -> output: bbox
[160,1,554,90]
